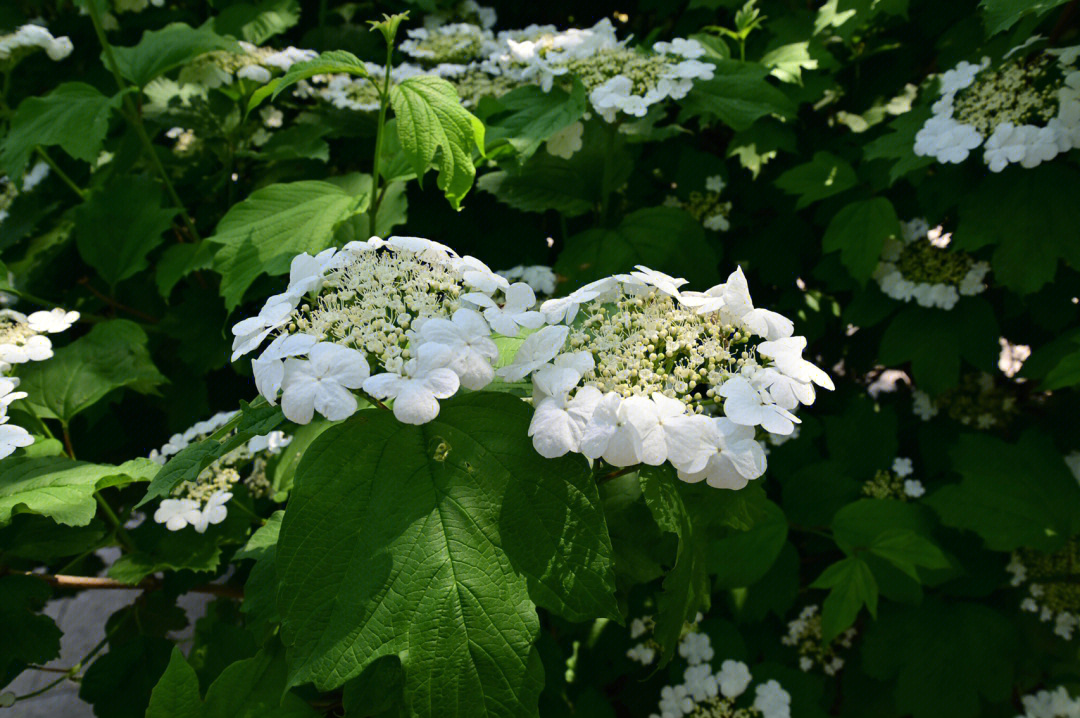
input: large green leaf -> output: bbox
[680,60,796,131]
[774,151,857,208]
[483,82,587,160]
[927,431,1080,552]
[822,198,901,284]
[555,207,719,289]
[878,300,999,395]
[810,556,877,643]
[250,50,374,108]
[110,23,239,87]
[980,0,1071,33]
[0,457,156,527]
[389,76,486,210]
[0,83,121,177]
[0,575,62,688]
[14,319,166,421]
[863,600,1017,718]
[147,649,203,718]
[955,164,1080,294]
[213,0,300,44]
[639,467,711,664]
[275,392,617,716]
[205,180,366,309]
[75,175,177,287]
[706,485,788,589]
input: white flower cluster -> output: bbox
[910,373,1017,429]
[665,175,732,232]
[151,411,291,533]
[914,46,1080,171]
[647,629,792,718]
[516,266,831,489]
[0,24,73,63]
[862,456,925,500]
[1017,687,1080,718]
[781,604,856,676]
[0,308,79,458]
[232,237,517,426]
[1007,540,1080,640]
[230,237,828,482]
[497,265,557,296]
[494,19,714,121]
[873,219,989,310]
[179,42,317,89]
[626,614,659,665]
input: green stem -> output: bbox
[95,492,135,552]
[368,42,395,233]
[34,147,85,199]
[85,2,201,242]
[229,499,267,526]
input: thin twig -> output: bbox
[596,466,637,485]
[21,571,244,598]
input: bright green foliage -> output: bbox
[213,0,301,44]
[75,176,178,287]
[822,197,900,284]
[110,24,239,88]
[483,83,587,159]
[811,556,877,643]
[205,180,366,309]
[14,320,165,421]
[276,393,616,716]
[0,83,121,177]
[681,60,795,130]
[252,50,373,107]
[389,76,486,209]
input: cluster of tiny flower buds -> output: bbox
[781,605,856,676]
[911,373,1018,428]
[915,44,1080,171]
[665,175,732,232]
[862,456,925,500]
[228,234,830,490]
[636,619,792,718]
[0,308,79,459]
[1016,686,1080,718]
[151,411,292,533]
[1007,538,1080,641]
[0,23,73,64]
[873,219,990,310]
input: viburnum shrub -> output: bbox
[0,1,1079,717]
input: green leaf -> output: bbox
[822,198,900,284]
[205,180,365,309]
[250,50,373,109]
[878,300,999,395]
[862,107,934,184]
[147,648,202,718]
[110,23,239,87]
[80,635,175,718]
[706,485,788,589]
[774,151,857,209]
[863,600,1017,718]
[680,60,796,131]
[237,512,284,639]
[0,514,107,560]
[0,575,62,686]
[14,319,166,421]
[389,76,486,210]
[555,207,719,289]
[483,82,587,160]
[203,643,319,718]
[810,556,877,643]
[869,529,951,581]
[1041,339,1080,391]
[137,401,284,508]
[156,242,216,299]
[256,125,330,162]
[761,42,819,84]
[727,120,796,178]
[341,656,405,718]
[0,83,121,178]
[75,175,177,287]
[980,0,1070,33]
[639,467,711,664]
[276,392,617,715]
[0,457,156,527]
[927,431,1080,551]
[213,0,300,44]
[955,164,1080,294]
[107,516,233,584]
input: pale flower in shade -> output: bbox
[363,342,460,425]
[154,498,202,532]
[190,490,232,533]
[717,660,752,699]
[280,342,370,424]
[27,308,79,333]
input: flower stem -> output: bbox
[34,147,85,199]
[369,41,395,233]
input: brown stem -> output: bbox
[1049,0,1078,45]
[596,465,637,485]
[22,571,243,598]
[78,277,159,323]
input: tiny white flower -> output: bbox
[721,267,795,340]
[237,64,272,83]
[26,308,79,333]
[892,457,914,477]
[716,660,752,699]
[416,308,498,390]
[154,498,202,532]
[286,248,337,298]
[628,266,688,298]
[0,334,53,364]
[579,393,647,467]
[458,255,510,294]
[280,342,370,424]
[757,336,835,392]
[363,343,460,425]
[230,293,299,361]
[469,282,545,336]
[716,376,801,435]
[677,417,766,489]
[903,479,925,498]
[705,175,725,193]
[754,679,792,718]
[0,421,33,458]
[546,121,584,159]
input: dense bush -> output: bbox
[1,0,1079,716]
